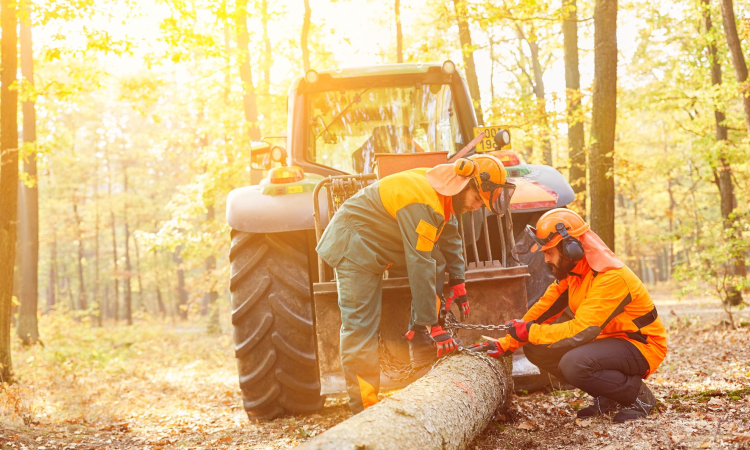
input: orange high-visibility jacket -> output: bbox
[502,258,667,377]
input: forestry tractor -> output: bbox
[226,61,575,420]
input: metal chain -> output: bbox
[378,312,510,382]
[444,314,512,332]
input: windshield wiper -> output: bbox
[315,84,375,141]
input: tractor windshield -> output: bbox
[307,84,464,174]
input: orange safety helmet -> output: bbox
[453,154,516,215]
[526,208,590,252]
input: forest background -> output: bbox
[0,0,748,382]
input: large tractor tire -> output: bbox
[230,230,324,420]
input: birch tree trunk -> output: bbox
[299,354,513,450]
[301,0,311,72]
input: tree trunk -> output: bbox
[133,235,144,314]
[395,0,403,63]
[72,203,87,311]
[0,0,19,382]
[452,0,483,125]
[174,249,188,320]
[204,205,219,331]
[589,0,617,251]
[301,0,311,72]
[17,1,39,344]
[719,0,750,134]
[107,154,120,322]
[123,168,133,325]
[298,354,512,450]
[563,0,587,219]
[260,0,271,95]
[236,0,261,141]
[525,28,553,166]
[94,166,101,326]
[48,230,57,311]
[705,0,744,306]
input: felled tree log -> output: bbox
[298,354,513,450]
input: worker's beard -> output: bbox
[452,183,476,215]
[547,252,578,281]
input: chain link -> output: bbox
[378,312,510,382]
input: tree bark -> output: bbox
[106,153,120,322]
[299,354,512,450]
[174,249,188,320]
[0,0,19,382]
[94,165,101,326]
[719,0,750,134]
[48,230,57,311]
[133,234,144,314]
[236,0,261,141]
[563,0,587,219]
[17,1,39,344]
[123,167,133,325]
[301,0,311,72]
[204,205,219,331]
[705,0,744,306]
[395,0,403,63]
[72,203,87,311]
[452,0,484,125]
[589,0,617,251]
[260,0,271,95]
[525,27,553,166]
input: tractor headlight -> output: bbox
[442,60,456,75]
[305,70,319,85]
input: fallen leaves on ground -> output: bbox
[1,292,748,449]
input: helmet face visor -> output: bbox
[523,224,555,253]
[488,182,516,216]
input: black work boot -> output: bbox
[613,382,656,423]
[576,396,619,418]
[405,328,435,368]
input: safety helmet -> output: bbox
[453,154,516,215]
[525,208,589,252]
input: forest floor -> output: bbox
[0,289,749,450]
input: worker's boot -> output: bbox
[405,328,436,368]
[613,382,656,423]
[576,396,619,418]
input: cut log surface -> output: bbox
[298,353,513,450]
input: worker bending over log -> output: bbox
[316,154,515,414]
[472,209,667,423]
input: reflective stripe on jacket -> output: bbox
[502,258,667,377]
[316,167,465,327]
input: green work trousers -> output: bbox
[335,257,383,414]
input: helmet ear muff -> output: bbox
[454,158,478,178]
[555,223,584,261]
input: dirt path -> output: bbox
[1,293,748,449]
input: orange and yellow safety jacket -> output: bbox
[316,167,465,327]
[501,257,667,377]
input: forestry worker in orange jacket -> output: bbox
[471,208,667,423]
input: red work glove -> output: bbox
[467,340,510,358]
[505,319,532,343]
[429,325,457,357]
[446,281,469,319]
